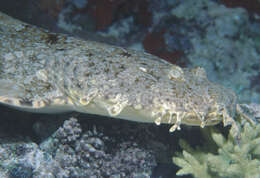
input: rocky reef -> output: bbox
[0,111,157,177]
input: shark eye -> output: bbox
[168,65,185,81]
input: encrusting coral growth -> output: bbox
[173,103,260,178]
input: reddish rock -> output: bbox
[143,29,186,66]
[86,0,153,31]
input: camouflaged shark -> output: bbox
[0,11,249,136]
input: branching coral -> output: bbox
[173,118,260,178]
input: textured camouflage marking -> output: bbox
[0,12,240,134]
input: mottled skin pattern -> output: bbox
[0,12,242,135]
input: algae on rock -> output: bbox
[173,108,260,178]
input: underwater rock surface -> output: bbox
[0,114,157,177]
